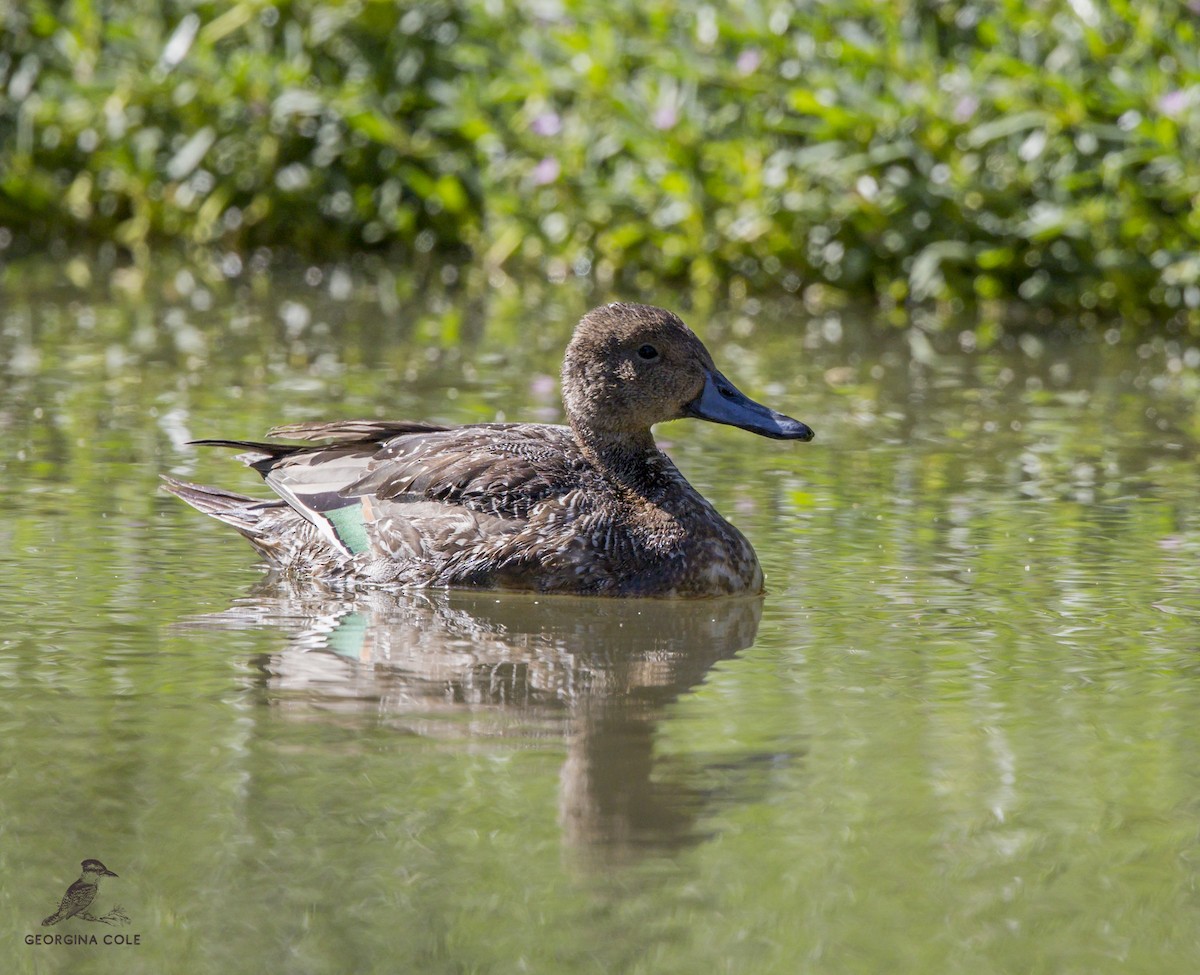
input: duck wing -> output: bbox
[237,423,583,567]
[340,424,579,518]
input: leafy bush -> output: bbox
[2,0,1199,323]
[0,0,481,255]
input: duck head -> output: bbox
[561,303,814,442]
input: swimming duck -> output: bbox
[163,302,813,596]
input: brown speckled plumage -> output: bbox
[164,303,813,597]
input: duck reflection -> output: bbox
[189,583,762,858]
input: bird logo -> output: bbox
[41,859,127,926]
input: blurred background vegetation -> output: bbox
[2,0,1199,329]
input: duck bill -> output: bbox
[683,371,814,441]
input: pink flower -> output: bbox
[1159,89,1189,117]
[953,95,979,123]
[530,111,562,136]
[532,156,560,185]
[736,48,761,76]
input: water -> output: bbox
[2,262,1198,974]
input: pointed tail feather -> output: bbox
[161,476,283,536]
[186,439,303,475]
[161,476,324,567]
[187,438,298,455]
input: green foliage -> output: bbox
[2,0,1200,322]
[0,0,481,256]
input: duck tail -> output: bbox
[162,475,318,566]
[186,439,300,476]
[162,474,297,543]
[161,475,273,529]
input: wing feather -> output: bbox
[343,426,580,519]
[266,419,449,443]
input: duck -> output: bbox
[163,302,814,597]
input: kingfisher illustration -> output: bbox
[41,859,118,925]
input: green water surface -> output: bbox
[1,265,1198,974]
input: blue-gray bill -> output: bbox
[684,371,814,441]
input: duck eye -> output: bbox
[637,344,659,361]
